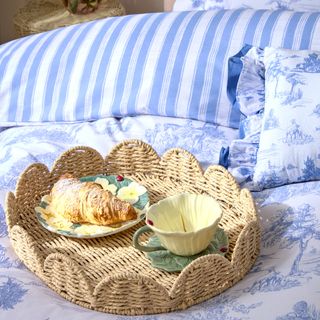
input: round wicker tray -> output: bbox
[5,140,260,315]
[13,0,125,38]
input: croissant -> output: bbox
[49,175,137,226]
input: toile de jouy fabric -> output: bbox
[253,47,320,190]
[1,116,320,319]
[174,0,320,11]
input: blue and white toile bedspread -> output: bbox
[0,116,319,319]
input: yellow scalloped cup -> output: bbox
[146,193,223,256]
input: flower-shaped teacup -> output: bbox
[133,193,223,256]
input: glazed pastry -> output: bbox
[49,174,137,226]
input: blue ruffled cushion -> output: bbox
[225,46,265,188]
[227,45,265,117]
[227,111,263,189]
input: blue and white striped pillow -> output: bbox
[1,10,320,127]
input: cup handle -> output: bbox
[133,225,165,252]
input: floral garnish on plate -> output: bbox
[95,177,117,194]
[117,182,148,205]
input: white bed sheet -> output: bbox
[0,115,319,319]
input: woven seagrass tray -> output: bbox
[13,0,125,38]
[5,140,260,315]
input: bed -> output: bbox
[1,1,320,319]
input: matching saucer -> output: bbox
[145,227,228,272]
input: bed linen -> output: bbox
[1,116,320,319]
[2,9,320,130]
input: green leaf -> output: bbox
[69,0,79,13]
[71,223,82,229]
[135,193,149,210]
[39,201,48,209]
[146,229,229,272]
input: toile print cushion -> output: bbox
[173,0,226,11]
[253,47,320,190]
[174,0,320,11]
[227,0,320,11]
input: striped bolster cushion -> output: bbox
[0,9,320,128]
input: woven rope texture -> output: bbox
[6,139,260,315]
[14,0,125,37]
